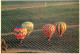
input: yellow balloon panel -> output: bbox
[22,22,34,35]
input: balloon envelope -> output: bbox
[22,22,34,36]
[14,26,27,39]
[43,24,55,41]
[55,22,66,38]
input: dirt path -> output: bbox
[2,48,49,53]
[1,25,79,36]
[1,2,79,11]
[67,25,79,28]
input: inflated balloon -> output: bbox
[43,24,55,41]
[55,22,66,38]
[14,26,27,39]
[22,22,34,37]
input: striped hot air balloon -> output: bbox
[14,26,27,43]
[55,22,67,38]
[22,22,34,37]
[43,24,55,41]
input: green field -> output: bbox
[1,1,78,9]
[1,1,79,53]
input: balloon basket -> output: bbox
[59,35,62,38]
[27,35,30,38]
[48,38,50,42]
[19,39,23,44]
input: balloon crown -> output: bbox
[16,26,24,29]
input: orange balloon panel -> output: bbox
[14,26,27,39]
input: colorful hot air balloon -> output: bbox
[43,24,55,41]
[55,22,67,38]
[22,22,34,37]
[14,26,27,43]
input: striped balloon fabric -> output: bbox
[55,22,67,38]
[43,24,55,41]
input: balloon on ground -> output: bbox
[22,22,34,37]
[43,24,55,41]
[55,22,67,38]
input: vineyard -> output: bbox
[1,1,79,53]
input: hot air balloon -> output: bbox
[55,22,67,38]
[43,24,55,41]
[14,26,27,43]
[22,22,34,37]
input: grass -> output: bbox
[1,1,79,53]
[1,27,79,53]
[1,1,78,9]
[1,3,79,33]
